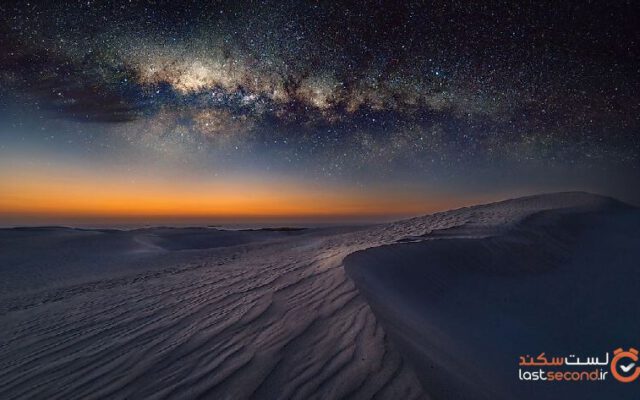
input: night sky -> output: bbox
[1,0,639,225]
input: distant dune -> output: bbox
[1,192,638,399]
[0,226,310,295]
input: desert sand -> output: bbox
[1,192,638,399]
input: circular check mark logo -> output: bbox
[611,348,640,383]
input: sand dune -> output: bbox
[1,192,637,399]
[0,225,426,399]
[346,192,640,399]
[0,226,311,295]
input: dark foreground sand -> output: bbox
[0,224,426,399]
[1,192,638,399]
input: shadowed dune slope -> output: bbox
[345,192,640,400]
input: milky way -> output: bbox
[1,0,639,207]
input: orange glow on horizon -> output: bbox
[0,158,467,224]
